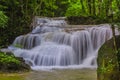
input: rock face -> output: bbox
[0,51,30,72]
[0,48,13,55]
[97,36,120,80]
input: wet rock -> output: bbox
[0,48,13,53]
[17,57,31,71]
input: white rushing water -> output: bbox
[9,18,119,70]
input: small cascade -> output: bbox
[9,18,119,70]
[87,25,113,50]
[14,42,76,66]
[71,31,93,64]
[13,34,42,49]
[51,32,71,45]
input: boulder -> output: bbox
[97,36,120,80]
[0,51,30,72]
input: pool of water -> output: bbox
[26,69,97,80]
[0,69,97,80]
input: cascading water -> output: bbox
[9,18,118,70]
[14,42,76,66]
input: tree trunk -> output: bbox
[98,0,102,16]
[105,0,113,19]
[92,0,96,15]
[116,0,120,19]
[87,0,92,15]
[80,0,86,13]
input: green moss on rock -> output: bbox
[97,36,120,80]
[0,52,30,72]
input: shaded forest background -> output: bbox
[0,0,120,47]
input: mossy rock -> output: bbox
[0,52,30,73]
[97,36,120,80]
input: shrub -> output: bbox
[0,11,8,28]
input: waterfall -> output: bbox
[9,18,118,70]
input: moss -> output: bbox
[0,72,28,80]
[0,52,30,72]
[0,52,20,64]
[97,36,120,80]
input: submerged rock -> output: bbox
[97,36,120,80]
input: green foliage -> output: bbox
[65,3,82,17]
[98,59,115,74]
[0,11,8,28]
[0,52,30,72]
[65,1,88,17]
[65,0,120,22]
[0,52,20,65]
